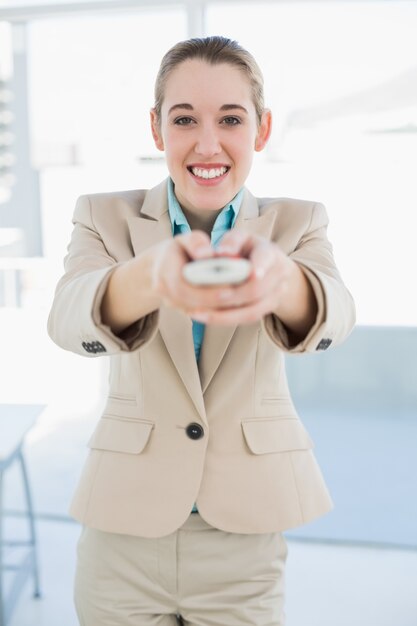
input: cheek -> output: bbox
[164,133,185,160]
[235,145,254,171]
[233,129,256,160]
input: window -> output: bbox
[207,1,417,325]
[29,8,186,260]
[0,5,186,406]
[1,0,416,410]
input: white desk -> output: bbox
[0,404,44,626]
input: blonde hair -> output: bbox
[153,36,265,126]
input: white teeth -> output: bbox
[191,166,228,179]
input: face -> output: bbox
[151,60,271,216]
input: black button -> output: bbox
[82,340,106,354]
[186,423,204,440]
[316,338,332,351]
[91,341,106,353]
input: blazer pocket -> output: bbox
[258,396,298,418]
[87,416,154,454]
[103,394,138,420]
[260,396,295,407]
[242,417,313,454]
[107,393,136,404]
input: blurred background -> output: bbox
[0,1,416,625]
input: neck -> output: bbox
[182,206,221,235]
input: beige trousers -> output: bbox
[74,513,287,626]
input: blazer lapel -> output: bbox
[126,181,277,411]
[127,179,172,255]
[127,179,206,422]
[199,188,277,394]
[159,306,206,422]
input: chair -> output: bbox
[0,404,43,626]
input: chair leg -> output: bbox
[0,470,5,626]
[18,450,41,599]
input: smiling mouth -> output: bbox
[187,166,230,180]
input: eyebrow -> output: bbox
[168,103,249,115]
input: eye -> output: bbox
[174,116,195,126]
[221,116,241,126]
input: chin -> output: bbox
[192,190,235,212]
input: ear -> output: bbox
[150,108,164,151]
[255,109,272,152]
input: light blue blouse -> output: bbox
[167,177,243,361]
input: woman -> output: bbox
[48,36,355,626]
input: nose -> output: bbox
[194,124,221,157]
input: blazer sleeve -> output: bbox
[47,195,159,356]
[262,202,356,353]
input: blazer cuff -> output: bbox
[91,265,160,353]
[262,264,327,354]
[48,264,160,356]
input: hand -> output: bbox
[103,226,316,338]
[188,230,317,337]
[151,230,238,314]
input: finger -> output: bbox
[249,242,282,279]
[153,234,216,304]
[169,281,239,313]
[190,296,275,326]
[178,261,276,312]
[185,255,292,316]
[175,230,214,260]
[203,252,279,307]
[215,230,258,257]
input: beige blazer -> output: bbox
[48,178,355,538]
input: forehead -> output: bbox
[162,59,253,110]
